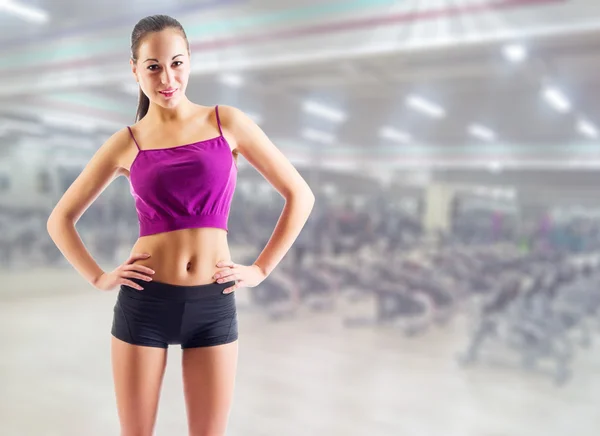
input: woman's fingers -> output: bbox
[124,264,155,275]
[120,279,143,290]
[121,271,153,282]
[214,268,237,281]
[223,280,242,294]
[125,253,151,264]
[216,260,235,268]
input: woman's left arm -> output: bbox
[215,105,316,294]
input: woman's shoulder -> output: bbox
[102,126,135,149]
[94,127,138,167]
[186,102,248,124]
[214,103,242,117]
[213,104,257,131]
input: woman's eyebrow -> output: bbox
[144,54,184,63]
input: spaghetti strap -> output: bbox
[215,105,223,136]
[127,126,141,150]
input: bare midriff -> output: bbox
[129,227,232,286]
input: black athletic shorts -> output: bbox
[111,278,238,349]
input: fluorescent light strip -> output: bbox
[122,83,140,96]
[474,186,515,199]
[468,124,496,141]
[577,119,598,138]
[0,0,49,23]
[0,118,45,135]
[219,73,244,88]
[405,95,445,118]
[302,128,335,144]
[502,43,527,62]
[488,161,503,173]
[379,126,411,143]
[302,100,347,123]
[41,114,97,132]
[543,87,571,113]
[48,134,95,149]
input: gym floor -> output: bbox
[1,274,599,436]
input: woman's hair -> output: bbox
[130,15,190,122]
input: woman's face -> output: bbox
[131,29,191,109]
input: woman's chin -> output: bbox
[155,95,183,108]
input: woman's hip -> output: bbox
[111,278,238,348]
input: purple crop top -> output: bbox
[127,105,237,237]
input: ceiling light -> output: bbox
[301,128,335,144]
[468,124,496,141]
[474,186,491,196]
[577,118,598,138]
[302,100,347,123]
[502,44,527,62]
[0,0,49,23]
[543,87,571,113]
[488,161,502,173]
[323,183,338,196]
[405,95,445,118]
[379,126,411,143]
[219,73,245,88]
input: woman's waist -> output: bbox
[130,228,231,285]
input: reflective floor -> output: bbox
[1,271,599,436]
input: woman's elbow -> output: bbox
[282,181,315,208]
[295,187,315,210]
[46,212,60,237]
[46,210,72,237]
[306,189,316,206]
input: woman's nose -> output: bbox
[161,68,174,84]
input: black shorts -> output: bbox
[111,278,238,349]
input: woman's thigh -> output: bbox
[182,341,239,436]
[111,336,168,436]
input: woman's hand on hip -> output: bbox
[93,253,155,291]
[214,260,267,294]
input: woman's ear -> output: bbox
[130,58,138,82]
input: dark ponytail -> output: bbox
[130,15,190,123]
[135,88,150,124]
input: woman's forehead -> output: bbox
[139,30,187,56]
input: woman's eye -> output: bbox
[147,62,182,71]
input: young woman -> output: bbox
[47,14,315,436]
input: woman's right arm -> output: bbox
[47,128,131,287]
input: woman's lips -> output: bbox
[159,88,178,98]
